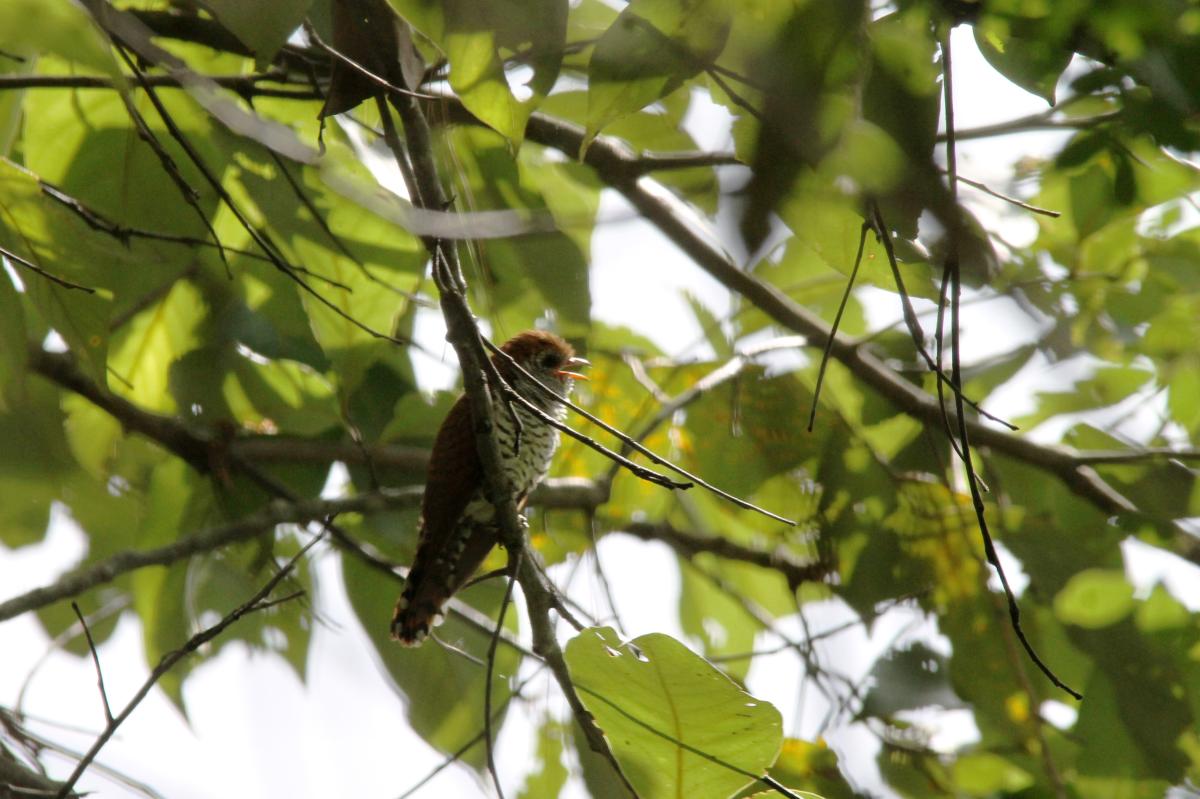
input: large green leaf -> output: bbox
[206,0,313,63]
[389,0,567,145]
[974,19,1073,105]
[0,267,27,407]
[341,545,521,766]
[565,626,783,799]
[0,0,121,80]
[586,0,731,146]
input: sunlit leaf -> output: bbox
[206,0,313,63]
[586,0,731,145]
[1054,569,1135,629]
[565,626,782,799]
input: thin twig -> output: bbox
[487,340,794,524]
[867,200,1017,433]
[941,35,1080,700]
[395,665,549,799]
[0,71,320,99]
[303,20,436,101]
[614,335,809,479]
[622,521,826,591]
[0,244,96,292]
[108,45,232,275]
[112,41,410,345]
[70,603,113,723]
[40,181,272,264]
[809,223,868,432]
[484,548,523,799]
[941,109,1121,142]
[0,490,420,623]
[389,50,640,793]
[625,151,742,174]
[950,171,1061,217]
[54,534,320,798]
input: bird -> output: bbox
[391,330,588,646]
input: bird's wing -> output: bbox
[416,394,483,555]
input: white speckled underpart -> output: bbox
[393,372,574,646]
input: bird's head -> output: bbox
[498,330,589,405]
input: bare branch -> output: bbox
[941,36,1079,700]
[70,603,113,723]
[495,104,1141,521]
[0,490,419,623]
[387,53,639,794]
[53,535,318,798]
[950,171,1061,217]
[0,70,320,99]
[0,244,96,293]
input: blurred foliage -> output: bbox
[2,0,1200,797]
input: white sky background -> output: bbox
[3,26,1200,799]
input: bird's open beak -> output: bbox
[556,356,590,382]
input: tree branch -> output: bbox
[620,521,826,590]
[0,490,419,623]
[503,106,1142,521]
[53,535,318,798]
[385,54,639,794]
[0,71,320,99]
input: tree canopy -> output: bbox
[1,0,1199,797]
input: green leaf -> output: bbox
[586,0,731,145]
[225,354,342,437]
[683,368,817,498]
[341,547,521,766]
[134,559,191,710]
[860,642,965,718]
[1134,584,1190,632]
[205,0,313,63]
[0,0,122,79]
[678,555,757,682]
[768,737,856,799]
[951,752,1035,795]
[108,281,204,412]
[565,626,782,799]
[1073,662,1185,789]
[1054,569,1135,628]
[974,20,1072,104]
[443,126,592,337]
[389,0,567,145]
[0,378,77,546]
[518,718,570,799]
[737,1,867,249]
[0,267,28,408]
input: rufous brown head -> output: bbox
[496,330,588,405]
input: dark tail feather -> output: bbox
[390,523,497,646]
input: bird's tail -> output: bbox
[390,523,496,646]
[390,563,445,646]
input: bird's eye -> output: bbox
[539,352,561,370]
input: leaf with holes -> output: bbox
[565,626,782,799]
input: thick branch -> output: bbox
[387,60,638,794]
[0,490,419,623]
[507,108,1140,519]
[0,72,320,99]
[53,535,316,798]
[30,348,212,472]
